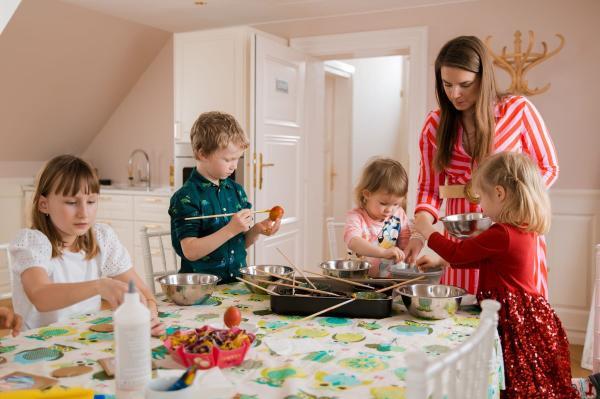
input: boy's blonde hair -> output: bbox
[355,157,408,207]
[190,111,249,157]
[473,151,550,234]
[32,155,100,259]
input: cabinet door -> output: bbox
[174,28,248,143]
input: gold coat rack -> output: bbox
[485,30,565,96]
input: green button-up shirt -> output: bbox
[169,168,251,283]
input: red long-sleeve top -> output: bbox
[427,223,538,294]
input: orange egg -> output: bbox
[269,206,284,221]
[223,306,241,328]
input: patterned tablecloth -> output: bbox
[0,283,504,398]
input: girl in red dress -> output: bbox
[415,151,576,399]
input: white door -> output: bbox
[252,35,309,268]
[323,72,353,258]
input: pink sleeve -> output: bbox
[520,97,559,187]
[344,209,365,246]
[397,209,412,250]
[415,111,445,222]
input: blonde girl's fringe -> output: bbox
[354,157,409,208]
[473,152,551,234]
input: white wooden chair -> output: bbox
[140,227,180,295]
[406,299,501,399]
[0,243,13,299]
[325,217,347,259]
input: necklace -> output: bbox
[463,126,473,155]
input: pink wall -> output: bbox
[81,39,174,188]
[0,0,170,178]
[255,0,600,189]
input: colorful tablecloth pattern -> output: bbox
[0,283,504,398]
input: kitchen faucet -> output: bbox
[128,149,151,191]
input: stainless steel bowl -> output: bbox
[389,262,444,284]
[239,265,294,294]
[320,260,372,279]
[395,284,466,320]
[157,273,220,306]
[441,212,493,238]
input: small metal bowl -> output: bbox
[441,212,493,238]
[395,283,466,320]
[239,265,294,294]
[320,260,372,279]
[389,262,444,284]
[157,273,220,306]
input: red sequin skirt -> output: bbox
[478,290,579,399]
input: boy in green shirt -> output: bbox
[169,112,281,283]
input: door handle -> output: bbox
[258,153,274,190]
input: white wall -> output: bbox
[342,56,407,184]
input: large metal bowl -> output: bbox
[320,260,372,279]
[395,284,466,320]
[389,262,444,284]
[239,265,294,294]
[157,273,220,306]
[441,212,493,239]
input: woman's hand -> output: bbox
[0,307,23,337]
[381,247,405,263]
[404,238,424,264]
[96,278,129,309]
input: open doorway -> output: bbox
[323,55,410,258]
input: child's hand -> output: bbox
[415,255,449,271]
[0,307,23,337]
[227,209,253,235]
[255,217,282,236]
[97,278,129,309]
[381,247,405,263]
[404,237,425,264]
[150,315,165,337]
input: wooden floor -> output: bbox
[0,297,592,379]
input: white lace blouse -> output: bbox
[9,223,132,329]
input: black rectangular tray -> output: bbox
[269,278,393,319]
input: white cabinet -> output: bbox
[174,27,251,143]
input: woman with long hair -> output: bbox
[404,36,558,297]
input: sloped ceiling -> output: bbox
[0,0,170,162]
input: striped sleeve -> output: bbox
[415,111,445,222]
[520,97,559,187]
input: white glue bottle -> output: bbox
[115,280,151,393]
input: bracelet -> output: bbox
[410,232,426,244]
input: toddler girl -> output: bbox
[415,151,577,398]
[344,158,421,277]
[9,155,163,335]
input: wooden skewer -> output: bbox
[375,275,426,293]
[236,277,280,296]
[297,275,427,322]
[298,298,357,322]
[184,209,270,221]
[252,278,341,297]
[276,248,318,290]
[261,271,306,287]
[302,270,375,290]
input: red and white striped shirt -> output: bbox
[416,95,558,296]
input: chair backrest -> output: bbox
[0,244,13,299]
[325,217,347,259]
[405,299,501,399]
[593,243,600,373]
[140,227,179,295]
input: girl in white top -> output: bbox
[10,155,163,334]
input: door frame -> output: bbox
[290,26,428,214]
